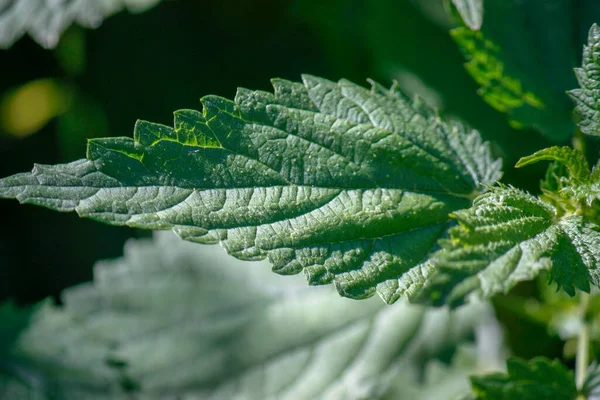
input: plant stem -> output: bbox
[573,128,586,154]
[576,291,591,399]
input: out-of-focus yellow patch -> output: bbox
[0,79,73,138]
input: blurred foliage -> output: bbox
[0,78,72,137]
[450,0,483,30]
[0,232,495,399]
[0,0,163,49]
[470,357,578,400]
[450,0,579,142]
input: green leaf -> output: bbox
[451,0,579,141]
[0,0,163,49]
[515,146,590,183]
[0,76,502,304]
[570,23,600,136]
[515,147,598,219]
[529,147,600,208]
[470,357,577,400]
[451,0,483,30]
[0,232,493,399]
[420,186,600,307]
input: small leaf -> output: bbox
[0,232,492,399]
[452,0,483,30]
[470,357,577,400]
[557,162,600,208]
[451,0,578,141]
[0,0,163,49]
[0,76,502,304]
[420,186,600,307]
[570,23,600,136]
[516,146,590,183]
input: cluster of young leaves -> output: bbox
[0,0,163,49]
[0,232,492,399]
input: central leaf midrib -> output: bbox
[10,157,475,197]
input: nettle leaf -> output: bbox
[570,23,600,136]
[470,357,577,400]
[516,146,597,212]
[0,0,163,49]
[0,76,502,304]
[420,186,600,307]
[451,0,580,141]
[0,232,492,399]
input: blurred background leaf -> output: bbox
[0,78,72,138]
[0,232,499,399]
[451,0,483,30]
[0,0,163,49]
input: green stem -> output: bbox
[573,127,586,154]
[576,292,591,399]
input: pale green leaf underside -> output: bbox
[451,0,577,141]
[0,232,491,399]
[570,23,600,136]
[0,76,502,304]
[470,358,576,400]
[422,186,600,307]
[0,0,163,49]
